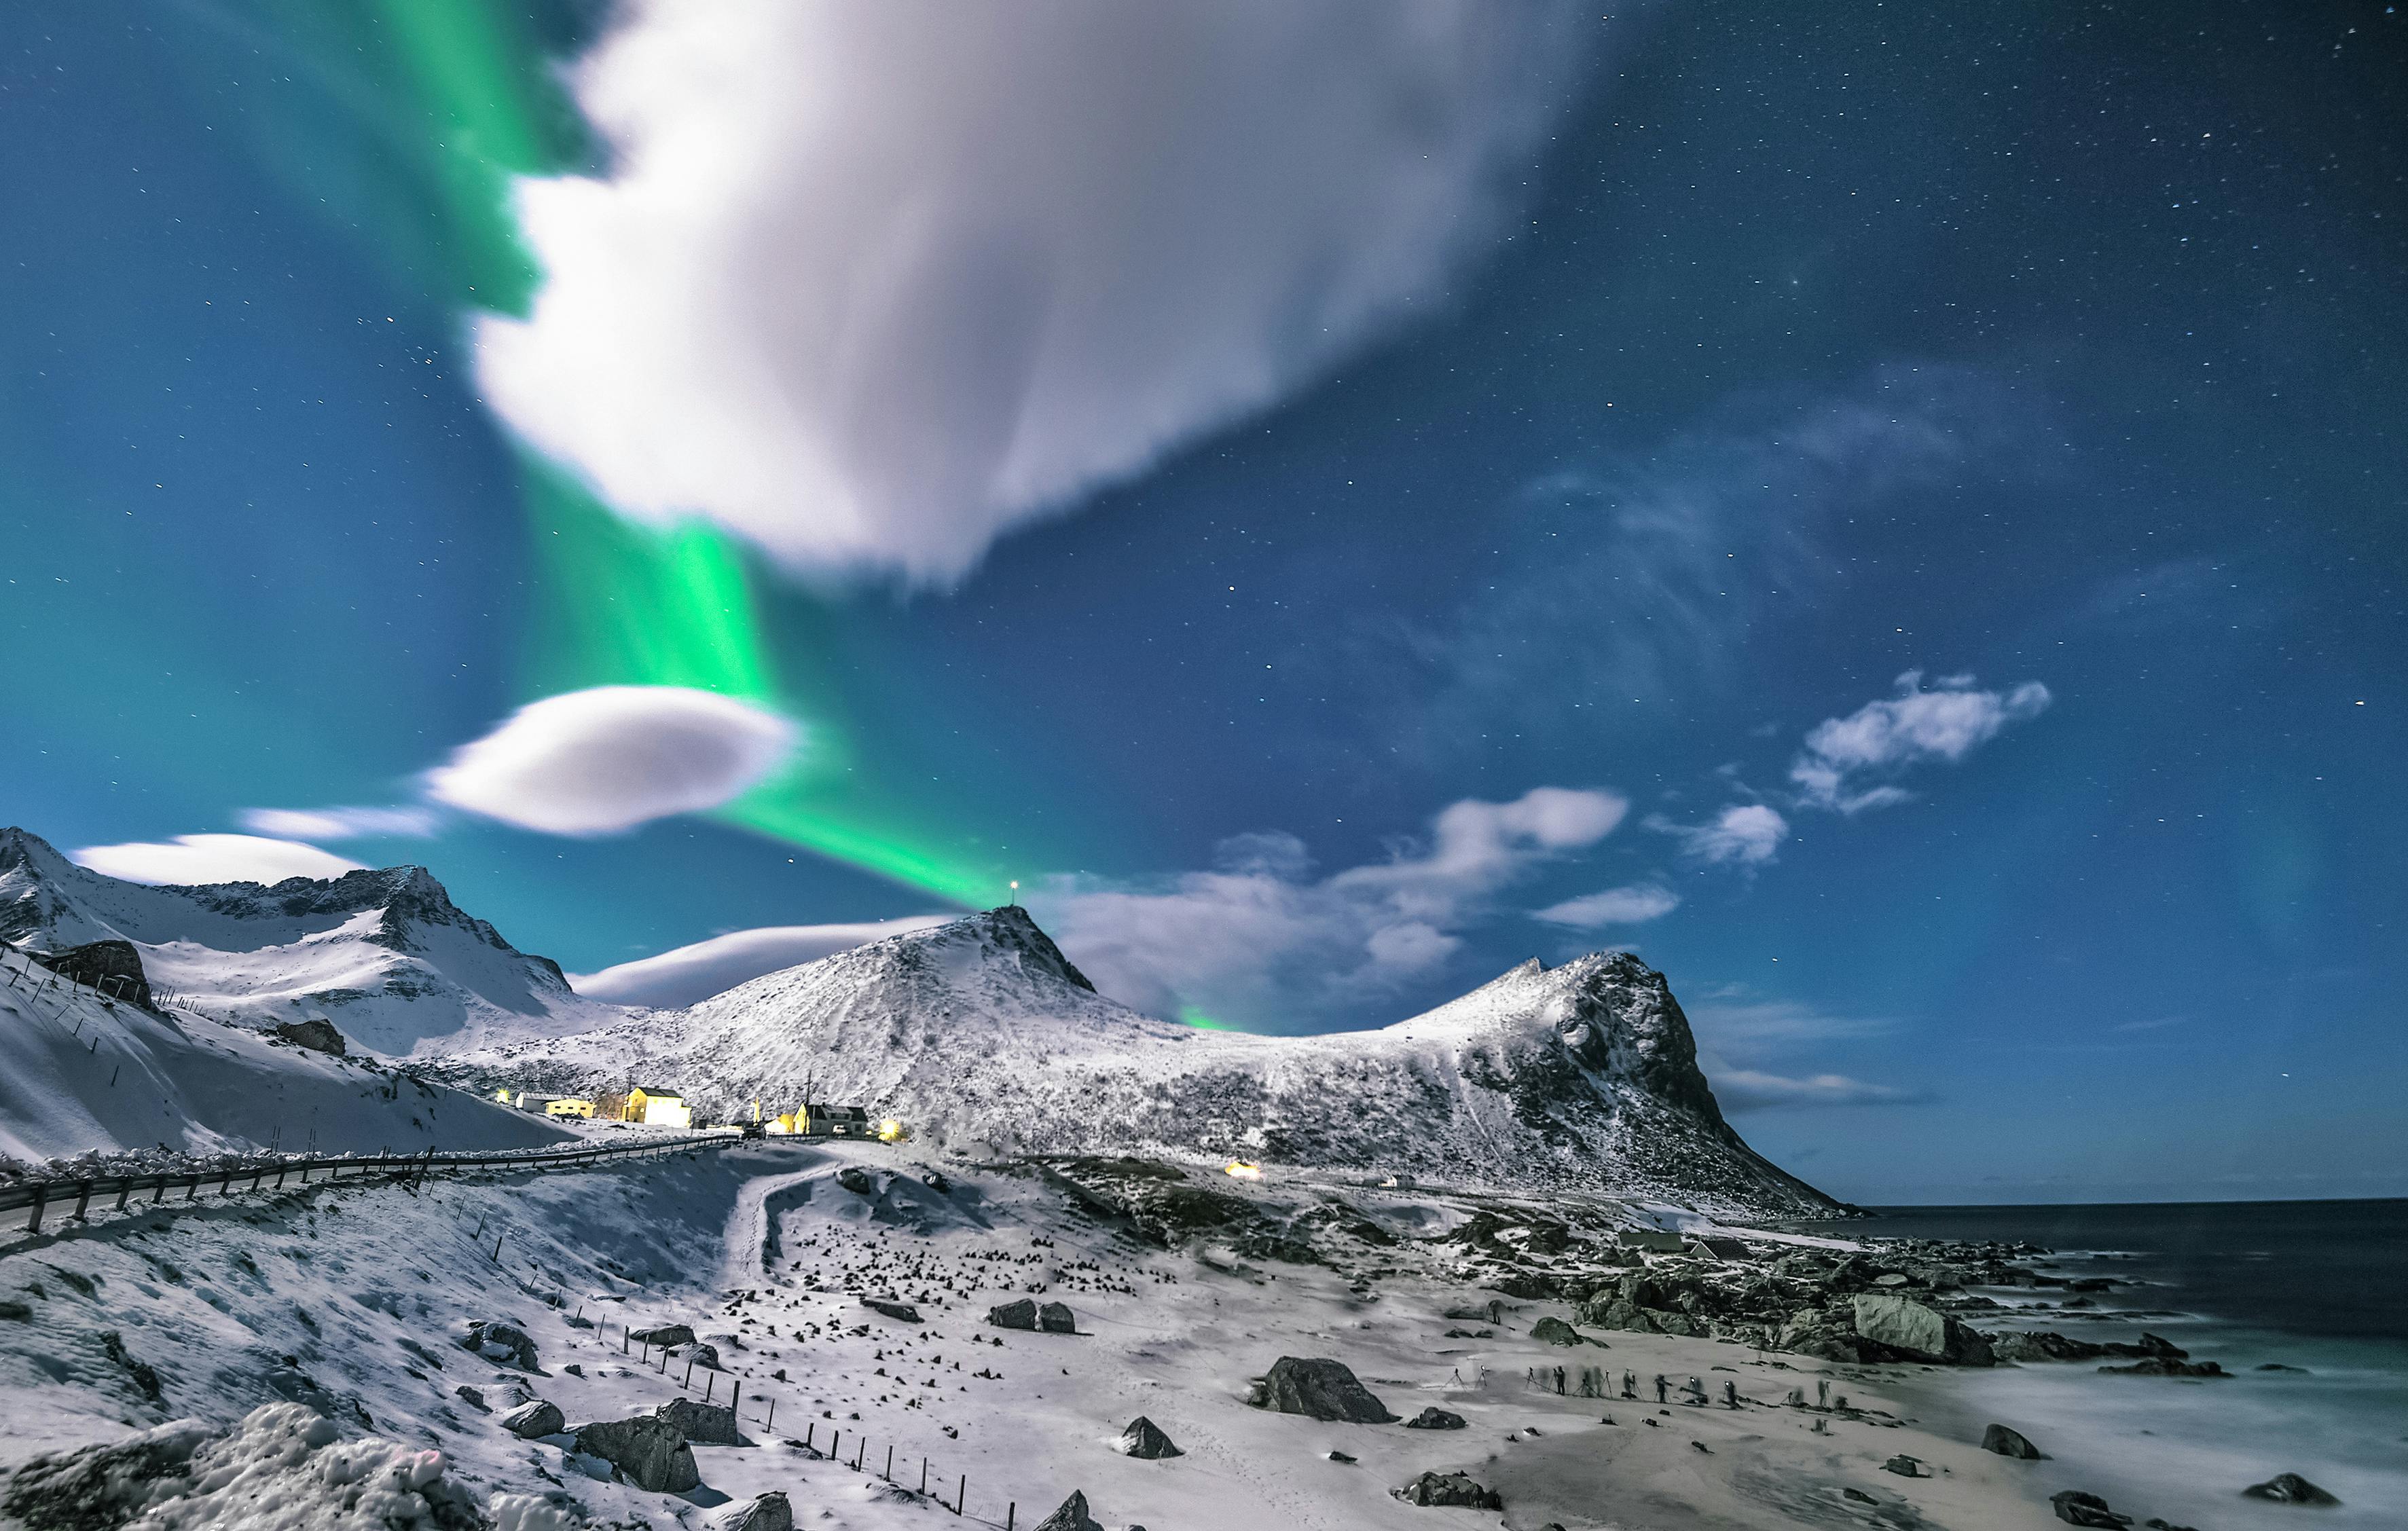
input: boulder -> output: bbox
[1981,1423,2046,1460]
[1393,1472,1503,1509]
[630,1323,696,1349]
[460,1318,538,1371]
[1850,1295,1993,1366]
[861,1297,923,1324]
[1530,1316,1587,1347]
[1248,1357,1396,1422]
[678,1342,725,1371]
[1039,1302,1078,1334]
[837,1166,876,1195]
[573,1416,699,1494]
[1883,1455,1929,1478]
[719,1493,792,1531]
[1402,1407,1467,1431]
[2051,1490,2133,1528]
[922,1170,953,1194]
[1032,1490,1106,1531]
[1117,1416,1182,1459]
[988,1299,1038,1331]
[454,1386,488,1413]
[30,940,153,1009]
[500,1399,564,1439]
[655,1397,741,1446]
[2241,1473,2341,1506]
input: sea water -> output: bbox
[1787,1200,2408,1527]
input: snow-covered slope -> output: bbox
[0,942,570,1167]
[454,907,1838,1217]
[0,828,620,1057]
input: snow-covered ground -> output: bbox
[0,1139,2056,1531]
[0,943,568,1169]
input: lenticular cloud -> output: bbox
[477,0,1588,585]
[425,686,796,836]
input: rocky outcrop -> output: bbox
[573,1415,699,1494]
[860,1297,922,1323]
[1248,1357,1396,1422]
[272,1018,347,1056]
[1394,1472,1503,1509]
[1039,1301,1077,1333]
[1402,1407,1467,1430]
[26,940,152,1009]
[630,1323,696,1348]
[2099,1358,2227,1378]
[1116,1417,1182,1459]
[1531,1316,1588,1346]
[988,1299,1039,1331]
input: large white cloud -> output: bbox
[1030,786,1626,1028]
[424,685,796,836]
[1791,670,2052,813]
[70,834,365,887]
[477,0,1588,585]
[571,917,951,1008]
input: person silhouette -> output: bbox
[1622,1369,1637,1400]
[1654,1373,1669,1403]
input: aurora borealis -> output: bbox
[5,2,2404,1202]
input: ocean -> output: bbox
[1785,1199,2408,1527]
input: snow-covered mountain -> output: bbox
[0,827,619,1058]
[453,906,1840,1217]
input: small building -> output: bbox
[627,1086,692,1129]
[801,1103,870,1137]
[543,1097,596,1120]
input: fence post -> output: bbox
[884,1444,892,1479]
[731,1379,741,1416]
[71,1181,92,1222]
[765,1397,775,1431]
[114,1179,132,1213]
[956,1475,966,1515]
[27,1185,44,1233]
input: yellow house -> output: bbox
[626,1086,692,1129]
[545,1098,596,1119]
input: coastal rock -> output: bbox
[1402,1407,1467,1431]
[1393,1471,1503,1509]
[2241,1472,2341,1506]
[2051,1490,2134,1527]
[572,1415,699,1494]
[1850,1295,1992,1366]
[2098,1358,2227,1378]
[1248,1357,1396,1422]
[500,1399,564,1439]
[719,1492,793,1531]
[1980,1423,2047,1460]
[1116,1417,1182,1459]
[1032,1490,1106,1531]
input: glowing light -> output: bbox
[877,1118,908,1144]
[1224,1161,1263,1181]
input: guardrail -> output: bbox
[0,1131,743,1238]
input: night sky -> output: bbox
[4,2,2402,1203]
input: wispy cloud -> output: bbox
[1791,669,2051,813]
[1032,786,1627,1029]
[1711,1069,1927,1110]
[1650,803,1788,867]
[1685,986,1918,1112]
[238,806,440,841]
[477,0,1590,585]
